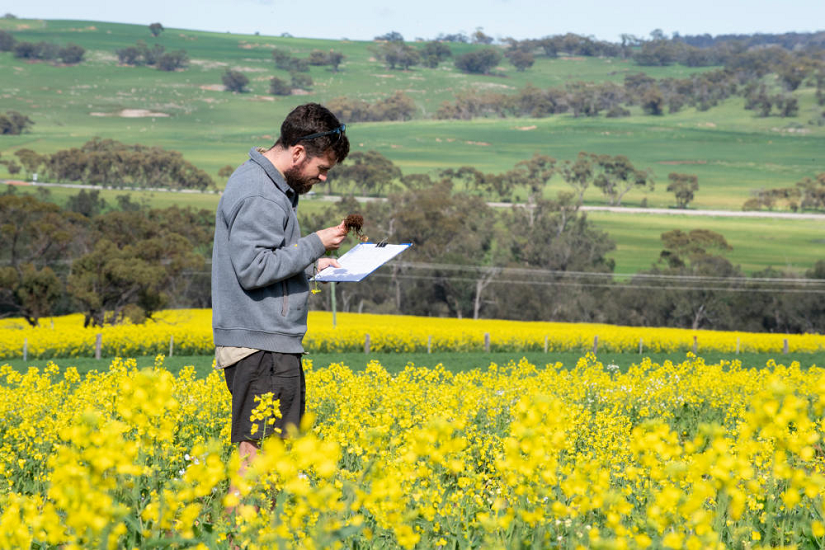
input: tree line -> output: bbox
[300,183,825,334]
[326,92,416,123]
[368,31,624,74]
[329,148,825,213]
[3,176,823,333]
[115,39,189,71]
[328,149,666,207]
[675,30,825,51]
[435,47,824,121]
[0,187,213,327]
[7,138,214,190]
[0,29,85,64]
[744,173,825,212]
[635,29,825,66]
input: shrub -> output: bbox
[58,43,85,64]
[290,72,313,90]
[221,69,249,93]
[307,50,329,65]
[454,48,502,74]
[0,30,15,51]
[327,91,416,122]
[269,76,291,96]
[156,50,188,71]
[0,110,34,135]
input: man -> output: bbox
[212,103,350,467]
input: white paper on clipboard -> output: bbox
[313,243,411,282]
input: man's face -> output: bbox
[284,150,336,195]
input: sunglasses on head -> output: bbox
[296,124,346,143]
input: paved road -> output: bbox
[577,205,825,220]
[5,180,824,220]
[318,195,825,221]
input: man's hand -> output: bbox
[316,220,347,251]
[317,257,341,271]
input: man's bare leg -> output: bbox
[227,440,259,514]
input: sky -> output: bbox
[3,0,824,43]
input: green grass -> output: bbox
[2,18,824,278]
[3,351,821,380]
[586,211,825,275]
[1,18,823,203]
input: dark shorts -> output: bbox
[224,350,305,443]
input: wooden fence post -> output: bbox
[427,335,432,354]
[544,335,548,353]
[736,337,740,355]
[639,338,643,354]
[783,339,789,354]
[484,333,490,353]
[692,336,698,354]
[592,335,599,354]
[169,335,174,357]
[364,334,370,354]
[95,333,102,360]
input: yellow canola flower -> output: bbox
[3,353,825,548]
[2,309,823,359]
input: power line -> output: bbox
[391,261,825,286]
[11,258,825,289]
[367,273,825,294]
[190,259,825,285]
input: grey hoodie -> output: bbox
[211,147,326,353]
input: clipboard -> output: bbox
[313,242,412,282]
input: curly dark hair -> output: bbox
[274,103,350,163]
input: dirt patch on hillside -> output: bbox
[238,42,278,50]
[514,125,537,131]
[90,109,170,118]
[476,82,515,90]
[200,84,226,91]
[658,160,708,165]
[250,95,275,102]
[89,51,117,63]
[772,127,811,134]
[191,60,228,70]
[466,141,491,146]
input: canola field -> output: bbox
[2,352,825,549]
[1,309,824,359]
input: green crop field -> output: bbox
[1,18,824,276]
[3,351,824,380]
[585,211,825,275]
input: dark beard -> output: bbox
[283,162,317,195]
